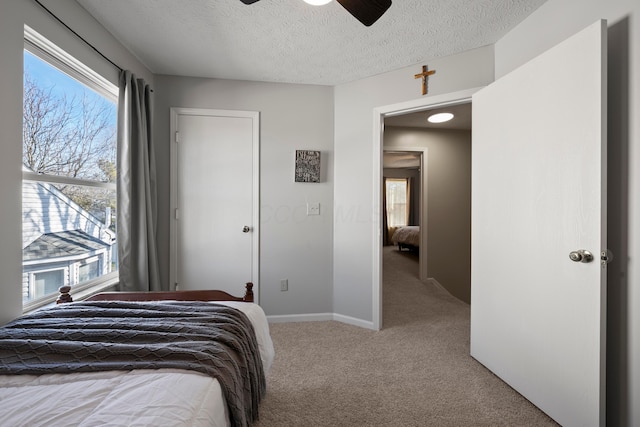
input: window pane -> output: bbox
[23,182,117,302]
[23,51,117,182]
[33,270,65,301]
[386,178,408,227]
[79,260,100,283]
[22,46,117,305]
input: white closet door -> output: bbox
[171,108,259,300]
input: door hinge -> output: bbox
[175,131,180,143]
[601,249,614,266]
[175,208,179,220]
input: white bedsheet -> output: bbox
[0,301,274,427]
[392,225,420,246]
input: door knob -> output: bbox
[242,226,251,233]
[569,249,593,263]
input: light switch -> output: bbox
[307,202,320,215]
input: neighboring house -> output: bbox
[21,178,115,302]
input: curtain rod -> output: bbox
[33,0,123,73]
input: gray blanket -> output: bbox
[0,301,266,427]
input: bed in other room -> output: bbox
[391,225,420,251]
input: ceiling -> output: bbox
[385,102,471,130]
[76,0,546,86]
[383,102,470,168]
[383,151,421,169]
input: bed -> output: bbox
[0,283,274,427]
[391,225,420,251]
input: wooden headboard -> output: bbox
[57,282,254,304]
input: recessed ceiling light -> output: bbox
[303,0,332,5]
[427,112,454,123]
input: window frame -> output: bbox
[22,26,119,312]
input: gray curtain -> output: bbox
[117,70,162,292]
[382,177,390,246]
[407,176,417,225]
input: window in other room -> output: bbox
[385,178,408,227]
[22,26,118,310]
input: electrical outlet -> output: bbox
[280,279,288,291]
[307,202,320,215]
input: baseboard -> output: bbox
[428,277,444,290]
[267,312,375,330]
[428,277,469,305]
[332,313,375,329]
[267,313,334,323]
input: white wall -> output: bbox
[0,2,27,324]
[495,1,639,425]
[154,76,334,317]
[333,46,494,324]
[0,0,152,324]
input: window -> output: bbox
[22,27,118,309]
[33,269,65,300]
[79,259,101,283]
[385,178,408,227]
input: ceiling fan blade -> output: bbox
[337,0,392,26]
[239,0,261,4]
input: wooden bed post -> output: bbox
[244,282,254,302]
[56,285,73,304]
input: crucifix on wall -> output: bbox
[414,65,435,95]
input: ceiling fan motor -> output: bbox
[239,0,392,27]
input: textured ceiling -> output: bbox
[76,0,546,86]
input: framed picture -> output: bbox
[295,150,321,183]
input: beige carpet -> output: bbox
[253,247,558,426]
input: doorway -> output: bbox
[372,87,479,330]
[382,150,427,280]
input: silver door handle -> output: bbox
[242,226,251,233]
[569,249,593,263]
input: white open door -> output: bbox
[471,20,607,427]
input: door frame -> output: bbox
[372,87,482,330]
[382,148,428,280]
[169,107,260,302]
